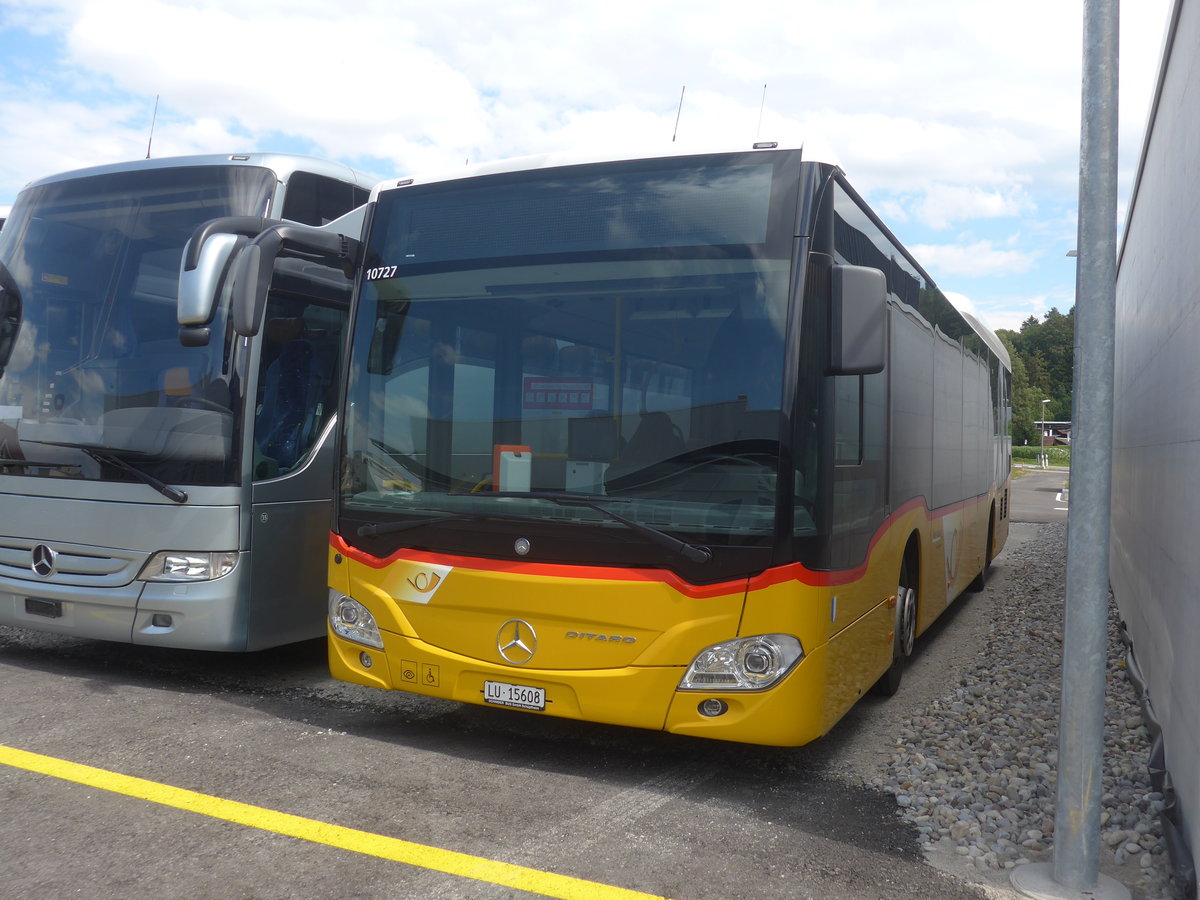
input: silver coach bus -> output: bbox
[0,153,374,649]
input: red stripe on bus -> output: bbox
[330,533,748,599]
[331,487,998,598]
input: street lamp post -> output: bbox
[1040,399,1052,467]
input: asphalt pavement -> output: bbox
[0,478,1070,900]
[1010,466,1070,524]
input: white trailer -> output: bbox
[1112,0,1200,893]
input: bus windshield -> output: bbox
[0,165,277,488]
[341,154,802,568]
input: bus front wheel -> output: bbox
[874,560,917,696]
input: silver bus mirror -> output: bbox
[178,232,245,328]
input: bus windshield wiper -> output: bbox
[356,495,570,538]
[358,492,710,564]
[483,491,712,565]
[23,440,188,504]
[82,447,188,504]
[357,512,481,537]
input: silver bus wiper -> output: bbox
[23,440,188,504]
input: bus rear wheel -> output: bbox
[969,508,995,592]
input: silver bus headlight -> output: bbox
[138,551,238,582]
[329,591,384,649]
[679,634,803,691]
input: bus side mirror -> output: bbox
[178,232,247,345]
[231,241,269,337]
[830,264,886,375]
[231,223,364,337]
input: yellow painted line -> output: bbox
[0,744,669,900]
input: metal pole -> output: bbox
[1012,0,1126,897]
[1058,0,1120,888]
[1042,400,1051,467]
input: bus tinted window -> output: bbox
[372,159,778,270]
[281,171,370,226]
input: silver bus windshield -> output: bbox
[341,153,801,556]
[0,165,277,487]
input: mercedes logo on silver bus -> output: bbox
[497,618,537,665]
[31,544,58,578]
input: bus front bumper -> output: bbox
[329,628,832,747]
[0,565,251,651]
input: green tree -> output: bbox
[1000,331,1039,445]
[998,307,1075,437]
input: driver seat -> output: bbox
[256,338,316,471]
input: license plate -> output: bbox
[25,597,62,619]
[483,680,546,711]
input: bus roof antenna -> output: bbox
[672,86,686,142]
[146,94,160,159]
[756,84,767,140]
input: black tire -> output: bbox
[968,512,995,593]
[873,556,917,696]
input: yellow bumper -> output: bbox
[330,627,835,747]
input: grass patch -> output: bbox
[1012,445,1070,467]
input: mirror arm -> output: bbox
[182,216,282,272]
[232,224,363,337]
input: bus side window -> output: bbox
[834,375,862,465]
[281,172,369,226]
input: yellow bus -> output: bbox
[232,146,1011,745]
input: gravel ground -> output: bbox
[872,522,1184,900]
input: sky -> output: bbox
[0,0,1177,333]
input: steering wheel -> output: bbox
[175,397,228,412]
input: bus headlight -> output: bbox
[329,592,384,649]
[679,634,803,691]
[138,551,238,582]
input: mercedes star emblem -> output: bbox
[496,618,537,665]
[31,544,58,578]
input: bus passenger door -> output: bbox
[247,290,347,649]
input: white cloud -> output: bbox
[977,288,1074,334]
[62,1,490,169]
[0,0,1178,331]
[0,93,189,189]
[910,240,1040,278]
[812,112,1046,196]
[1,0,1174,189]
[0,0,80,35]
[870,184,1037,232]
[913,184,1035,230]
